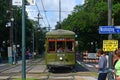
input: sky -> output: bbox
[26,0,84,30]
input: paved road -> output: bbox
[0,58,98,80]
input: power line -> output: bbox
[26,0,73,29]
[26,10,72,12]
[35,2,47,27]
[41,0,50,28]
[27,7,37,20]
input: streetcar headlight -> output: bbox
[60,57,63,60]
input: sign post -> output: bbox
[108,0,113,70]
[108,0,113,80]
[22,0,26,79]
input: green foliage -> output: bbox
[0,0,9,41]
[56,0,120,52]
[0,1,46,58]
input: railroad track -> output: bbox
[0,64,19,73]
[46,67,77,80]
[0,59,44,77]
[0,59,97,80]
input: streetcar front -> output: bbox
[45,29,76,69]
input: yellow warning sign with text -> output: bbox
[103,40,118,52]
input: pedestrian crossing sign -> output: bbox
[103,40,118,52]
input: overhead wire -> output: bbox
[41,0,50,28]
[26,3,47,27]
[35,1,47,27]
[26,6,36,20]
[26,10,72,12]
[26,0,73,29]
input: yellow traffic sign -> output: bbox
[103,40,118,52]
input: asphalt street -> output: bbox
[0,58,98,80]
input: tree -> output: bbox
[55,0,120,52]
[0,1,36,59]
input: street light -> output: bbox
[10,17,15,65]
[11,17,14,22]
[11,17,18,65]
[5,16,14,64]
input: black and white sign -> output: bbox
[12,0,22,6]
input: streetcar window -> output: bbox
[48,41,55,52]
[66,41,74,52]
[57,41,65,53]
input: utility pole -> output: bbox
[32,32,34,54]
[59,0,61,29]
[35,13,39,54]
[36,13,42,27]
[34,13,42,54]
[9,0,14,64]
[108,0,112,68]
[45,25,51,31]
[108,0,112,40]
[108,0,113,80]
[48,25,51,31]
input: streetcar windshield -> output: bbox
[47,38,74,53]
[57,41,65,53]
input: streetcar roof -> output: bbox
[46,29,75,36]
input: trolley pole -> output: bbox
[22,0,26,79]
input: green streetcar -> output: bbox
[45,29,76,69]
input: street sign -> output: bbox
[99,26,115,34]
[12,0,22,6]
[12,0,35,6]
[103,40,118,52]
[114,26,120,33]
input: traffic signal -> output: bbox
[75,34,78,38]
[75,34,78,40]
